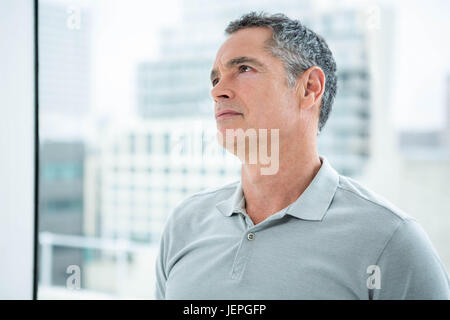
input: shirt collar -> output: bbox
[215,155,339,221]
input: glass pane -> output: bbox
[37,0,450,299]
[37,0,241,299]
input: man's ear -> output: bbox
[297,66,325,110]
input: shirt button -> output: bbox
[247,232,255,241]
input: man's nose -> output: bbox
[210,82,235,102]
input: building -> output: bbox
[38,0,92,293]
[39,141,85,288]
[39,0,91,118]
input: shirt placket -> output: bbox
[229,203,290,281]
[230,224,257,280]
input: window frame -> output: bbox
[0,0,37,300]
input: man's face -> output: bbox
[210,27,300,142]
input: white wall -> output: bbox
[0,0,35,299]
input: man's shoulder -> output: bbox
[334,174,414,225]
[332,174,437,266]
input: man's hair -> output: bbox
[225,11,337,134]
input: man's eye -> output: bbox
[212,79,219,86]
[239,65,252,73]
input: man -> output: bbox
[155,12,450,299]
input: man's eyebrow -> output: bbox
[210,56,266,82]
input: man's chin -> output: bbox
[216,124,245,136]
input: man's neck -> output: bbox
[241,149,322,225]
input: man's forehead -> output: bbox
[213,27,273,67]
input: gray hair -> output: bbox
[225,11,337,134]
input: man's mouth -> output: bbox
[215,110,242,120]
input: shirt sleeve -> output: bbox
[371,218,450,300]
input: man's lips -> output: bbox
[215,109,243,119]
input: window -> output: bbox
[36,0,255,292]
[129,134,136,154]
[34,0,450,300]
[146,134,152,154]
[163,133,171,155]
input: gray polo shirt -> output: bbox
[155,155,450,299]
